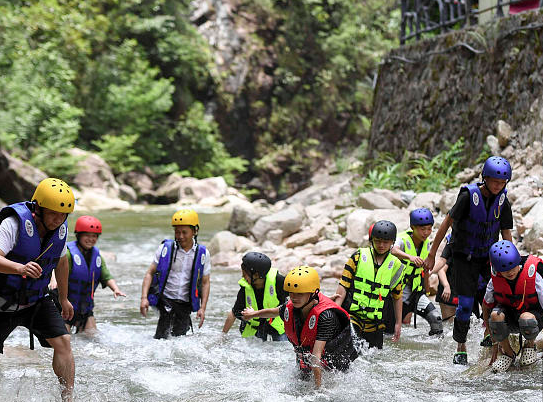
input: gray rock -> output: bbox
[0,150,47,203]
[496,120,512,148]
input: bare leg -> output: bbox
[83,316,98,336]
[47,334,75,402]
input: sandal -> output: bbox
[491,352,515,373]
[519,347,538,367]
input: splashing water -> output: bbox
[1,209,541,401]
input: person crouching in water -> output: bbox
[391,208,443,336]
[483,240,543,373]
[63,215,125,333]
[242,266,357,388]
[222,251,287,341]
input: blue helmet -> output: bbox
[482,156,511,181]
[489,240,521,272]
[410,208,434,226]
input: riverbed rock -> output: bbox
[251,205,305,243]
[284,224,325,248]
[496,120,512,148]
[408,192,441,211]
[69,148,121,199]
[209,230,239,254]
[0,150,47,203]
[75,188,131,211]
[356,190,398,210]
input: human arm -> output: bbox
[54,255,74,321]
[140,263,157,317]
[391,245,423,267]
[197,274,210,328]
[331,283,347,306]
[437,262,451,300]
[106,279,126,298]
[500,229,512,242]
[242,306,280,320]
[222,310,236,334]
[392,293,402,342]
[0,251,43,278]
[310,340,326,388]
[423,214,453,270]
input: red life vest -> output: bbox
[491,255,541,312]
[283,293,350,351]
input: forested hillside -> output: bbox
[0,0,399,199]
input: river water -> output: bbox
[1,209,541,401]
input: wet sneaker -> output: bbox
[491,353,515,373]
[480,334,493,347]
[519,347,538,367]
[453,351,468,365]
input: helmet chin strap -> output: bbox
[295,289,320,311]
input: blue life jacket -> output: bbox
[67,241,102,315]
[452,183,507,258]
[147,240,207,312]
[0,202,67,310]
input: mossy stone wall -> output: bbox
[370,11,543,161]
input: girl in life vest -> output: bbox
[242,266,357,388]
[62,215,125,333]
[483,240,543,373]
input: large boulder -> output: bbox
[75,188,130,211]
[251,205,305,243]
[408,192,441,211]
[0,150,47,203]
[208,230,238,255]
[356,190,399,210]
[69,148,121,199]
[227,203,268,236]
[345,209,373,247]
[118,170,157,203]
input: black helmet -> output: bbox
[369,220,397,241]
[241,252,271,279]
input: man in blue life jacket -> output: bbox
[423,156,513,365]
[242,266,357,388]
[140,209,211,338]
[222,251,287,341]
[483,240,543,373]
[0,178,76,401]
[62,215,125,334]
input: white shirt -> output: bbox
[153,239,211,301]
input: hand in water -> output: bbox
[197,308,205,328]
[392,322,401,342]
[113,289,126,299]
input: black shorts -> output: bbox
[0,296,69,353]
[452,252,491,297]
[65,310,94,333]
[494,306,543,332]
[352,323,384,349]
[154,298,192,339]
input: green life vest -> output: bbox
[350,248,404,322]
[399,230,430,293]
[238,267,285,338]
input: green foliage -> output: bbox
[167,103,248,185]
[92,134,143,174]
[357,138,465,193]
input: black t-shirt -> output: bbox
[448,188,513,229]
[278,301,343,342]
[232,273,287,319]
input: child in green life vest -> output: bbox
[391,208,443,336]
[332,220,404,349]
[222,252,287,341]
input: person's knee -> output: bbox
[424,304,443,335]
[489,320,509,342]
[519,317,539,340]
[456,296,474,321]
[490,308,505,321]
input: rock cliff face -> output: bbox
[370,11,543,162]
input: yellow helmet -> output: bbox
[32,178,75,213]
[283,266,320,293]
[171,209,199,227]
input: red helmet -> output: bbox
[75,215,102,234]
